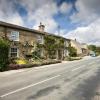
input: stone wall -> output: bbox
[0,26,43,59]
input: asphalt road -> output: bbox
[0,56,100,100]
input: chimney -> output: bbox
[75,38,77,41]
[38,22,45,32]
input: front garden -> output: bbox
[0,38,61,72]
[8,59,61,70]
[0,36,81,72]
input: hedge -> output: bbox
[0,39,10,71]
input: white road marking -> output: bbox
[71,65,85,71]
[72,67,81,71]
[0,75,60,98]
[0,64,89,98]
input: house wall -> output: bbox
[0,24,70,60]
[70,40,89,56]
[0,26,6,38]
[64,40,70,57]
[0,26,44,59]
[70,40,83,54]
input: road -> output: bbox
[0,56,100,100]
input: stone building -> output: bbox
[0,21,70,60]
[70,39,89,56]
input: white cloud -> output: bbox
[67,0,100,46]
[71,0,100,23]
[18,0,54,12]
[7,13,24,25]
[16,0,58,32]
[0,0,72,33]
[59,2,72,14]
[0,0,24,26]
[66,18,100,46]
[26,1,59,33]
[18,0,72,33]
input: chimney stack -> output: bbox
[38,22,45,32]
[75,38,77,41]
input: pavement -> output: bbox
[0,56,100,100]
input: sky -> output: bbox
[0,0,100,46]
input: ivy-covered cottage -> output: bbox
[0,21,70,60]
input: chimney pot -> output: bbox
[38,22,45,32]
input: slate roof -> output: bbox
[0,21,70,41]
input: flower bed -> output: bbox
[7,60,61,70]
[64,56,82,61]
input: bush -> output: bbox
[68,46,77,57]
[64,56,82,61]
[8,59,61,70]
[15,59,28,64]
[8,64,37,70]
[0,39,10,71]
[32,50,41,59]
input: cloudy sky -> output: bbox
[0,0,100,46]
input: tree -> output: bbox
[68,46,77,57]
[0,39,10,71]
[95,46,100,55]
[88,45,96,51]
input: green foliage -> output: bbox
[35,35,66,59]
[44,35,56,50]
[68,46,77,57]
[32,50,41,59]
[0,39,10,71]
[88,45,96,51]
[44,35,65,59]
[32,43,44,60]
[88,45,100,55]
[57,38,64,48]
[44,35,57,59]
[65,56,81,61]
[95,46,100,55]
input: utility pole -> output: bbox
[57,25,61,36]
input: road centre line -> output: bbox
[71,65,85,71]
[0,75,60,98]
[0,62,94,98]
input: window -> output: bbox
[37,35,44,44]
[64,41,68,47]
[10,31,19,41]
[10,48,18,57]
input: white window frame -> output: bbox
[64,41,68,47]
[9,47,19,58]
[37,35,44,44]
[10,31,19,41]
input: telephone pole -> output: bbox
[57,25,61,36]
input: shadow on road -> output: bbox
[62,68,100,100]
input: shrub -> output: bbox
[15,59,28,64]
[32,50,41,59]
[0,39,10,71]
[64,56,82,61]
[8,59,61,70]
[68,46,77,57]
